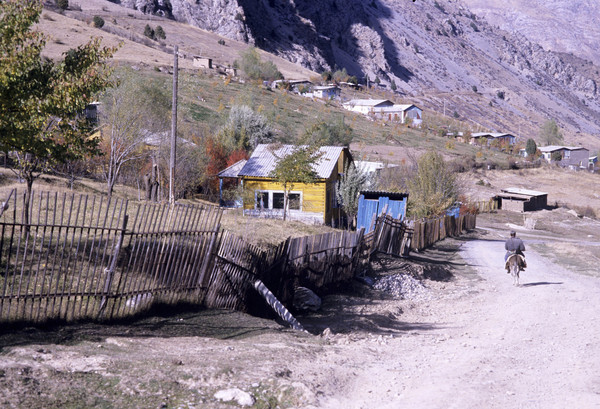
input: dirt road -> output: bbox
[1,225,600,408]
[309,231,600,409]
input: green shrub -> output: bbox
[408,151,458,217]
[92,16,105,28]
[144,24,155,39]
[236,47,283,81]
[155,25,166,40]
[218,39,226,46]
[56,0,69,10]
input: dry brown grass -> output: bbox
[38,2,316,79]
[459,165,600,216]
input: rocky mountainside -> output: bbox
[462,0,600,68]
[99,0,600,150]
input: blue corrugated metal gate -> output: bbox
[357,194,408,233]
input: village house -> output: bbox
[312,85,341,100]
[193,56,212,69]
[217,159,247,208]
[235,144,353,225]
[342,99,422,125]
[469,132,516,146]
[539,145,590,169]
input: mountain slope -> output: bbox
[462,0,600,68]
[111,0,600,151]
[40,0,600,153]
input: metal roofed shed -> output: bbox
[497,188,548,212]
[356,191,409,233]
[218,159,247,207]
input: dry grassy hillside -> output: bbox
[38,1,316,79]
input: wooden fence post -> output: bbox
[97,214,129,319]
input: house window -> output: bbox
[255,191,302,210]
[256,191,269,209]
[288,193,301,210]
[273,192,285,209]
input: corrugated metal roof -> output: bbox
[343,99,393,107]
[539,145,587,152]
[501,187,547,197]
[472,132,514,138]
[238,144,344,179]
[218,159,247,178]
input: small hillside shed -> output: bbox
[356,191,409,233]
[237,144,352,225]
[217,159,247,207]
[497,188,547,212]
[193,56,213,69]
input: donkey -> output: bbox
[506,253,525,286]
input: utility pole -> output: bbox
[169,45,179,204]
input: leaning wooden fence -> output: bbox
[0,188,477,325]
[204,229,365,315]
[0,189,221,323]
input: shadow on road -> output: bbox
[520,281,564,287]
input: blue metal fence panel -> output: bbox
[378,197,390,216]
[387,200,401,219]
[357,196,380,233]
[397,198,407,220]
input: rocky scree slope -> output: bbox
[113,0,600,149]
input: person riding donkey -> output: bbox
[505,230,527,273]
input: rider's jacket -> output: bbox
[505,237,525,255]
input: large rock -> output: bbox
[214,388,255,406]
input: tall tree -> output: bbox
[539,119,563,145]
[0,0,116,224]
[218,105,273,151]
[336,163,371,229]
[269,145,322,221]
[525,138,537,156]
[408,151,458,218]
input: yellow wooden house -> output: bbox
[237,144,353,225]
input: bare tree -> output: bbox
[99,70,171,198]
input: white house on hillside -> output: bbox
[343,99,422,125]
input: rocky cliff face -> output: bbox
[115,0,600,147]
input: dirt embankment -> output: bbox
[1,213,600,408]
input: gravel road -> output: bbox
[310,231,600,409]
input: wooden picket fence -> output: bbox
[0,188,476,325]
[409,214,477,251]
[0,189,221,323]
[475,198,499,213]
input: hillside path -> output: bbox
[308,233,600,409]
